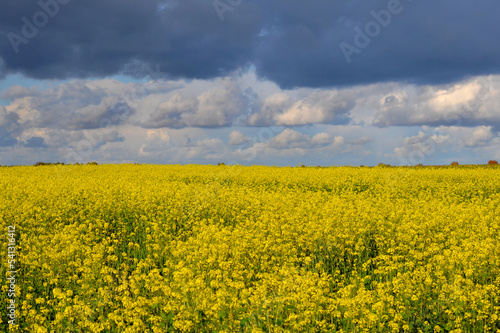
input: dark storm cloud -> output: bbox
[1,0,499,87]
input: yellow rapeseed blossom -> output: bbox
[0,163,499,332]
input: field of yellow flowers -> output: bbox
[1,164,500,332]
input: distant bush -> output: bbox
[34,162,65,166]
[488,160,499,165]
[217,162,225,166]
[87,162,99,165]
[378,163,392,167]
[451,161,459,166]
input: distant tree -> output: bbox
[34,162,65,166]
[488,160,499,165]
[451,161,459,166]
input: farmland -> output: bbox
[1,164,500,332]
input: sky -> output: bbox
[1,0,500,166]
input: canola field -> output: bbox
[1,164,500,332]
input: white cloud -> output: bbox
[3,70,500,167]
[268,129,310,149]
[373,76,500,127]
[276,90,353,126]
[394,131,433,159]
[392,126,495,165]
[146,128,171,142]
[310,132,332,146]
[228,131,250,146]
[435,125,494,148]
[143,77,245,128]
[248,89,354,126]
[247,92,291,126]
[1,80,133,131]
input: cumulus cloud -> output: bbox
[2,81,134,131]
[139,129,171,156]
[394,131,435,159]
[248,92,291,126]
[393,126,496,165]
[248,89,354,126]
[146,128,171,143]
[310,132,333,146]
[0,107,21,146]
[268,129,310,149]
[228,131,250,146]
[373,77,500,128]
[263,128,345,150]
[475,137,500,161]
[0,85,38,100]
[435,126,494,148]
[274,90,353,126]
[69,130,125,151]
[463,127,494,147]
[2,69,500,167]
[142,78,246,128]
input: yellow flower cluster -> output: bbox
[1,164,500,332]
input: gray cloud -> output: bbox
[2,72,500,167]
[371,76,500,129]
[2,80,134,131]
[142,78,246,129]
[23,136,47,148]
[0,107,21,146]
[392,126,496,164]
[1,1,499,88]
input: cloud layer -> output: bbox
[1,0,500,88]
[1,72,499,166]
